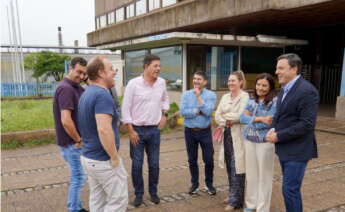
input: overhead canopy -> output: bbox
[97,32,308,51]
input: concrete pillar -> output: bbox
[335,48,345,121]
[211,47,223,90]
[182,42,187,92]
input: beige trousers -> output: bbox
[81,156,128,212]
[245,140,275,212]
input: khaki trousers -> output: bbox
[81,156,128,212]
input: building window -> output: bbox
[126,3,135,19]
[95,17,100,29]
[100,15,107,28]
[241,47,283,89]
[162,0,176,7]
[116,7,124,22]
[124,50,149,84]
[151,46,183,91]
[149,0,160,11]
[136,0,147,16]
[107,11,115,24]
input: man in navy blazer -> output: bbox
[266,53,319,212]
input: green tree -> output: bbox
[24,51,70,82]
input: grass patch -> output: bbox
[1,98,180,133]
[1,99,54,133]
[1,138,55,150]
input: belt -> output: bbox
[133,125,157,128]
[189,126,211,131]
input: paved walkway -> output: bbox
[2,116,345,212]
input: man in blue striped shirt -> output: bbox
[180,71,217,196]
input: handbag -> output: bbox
[245,104,261,142]
[213,126,224,143]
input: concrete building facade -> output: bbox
[88,0,345,120]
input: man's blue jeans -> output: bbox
[60,145,85,212]
[184,127,214,187]
[130,126,160,197]
[280,160,308,212]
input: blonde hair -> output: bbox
[230,70,246,89]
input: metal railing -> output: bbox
[1,82,59,97]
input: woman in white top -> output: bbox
[215,71,249,211]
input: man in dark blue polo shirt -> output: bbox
[53,57,88,212]
[79,56,128,212]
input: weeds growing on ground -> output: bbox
[1,138,55,150]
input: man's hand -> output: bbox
[158,116,167,130]
[129,130,140,146]
[110,156,120,168]
[75,142,82,149]
[193,88,201,97]
[266,129,278,143]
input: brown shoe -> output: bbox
[224,205,235,211]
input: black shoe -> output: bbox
[133,196,143,207]
[79,209,89,212]
[205,184,216,195]
[150,194,160,204]
[188,184,199,195]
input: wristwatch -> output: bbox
[162,112,168,117]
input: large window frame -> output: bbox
[124,45,183,91]
[136,0,147,16]
[149,0,160,11]
[116,7,125,22]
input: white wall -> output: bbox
[110,59,124,96]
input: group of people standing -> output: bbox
[53,53,319,212]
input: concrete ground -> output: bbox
[2,116,345,212]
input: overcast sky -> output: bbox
[1,0,95,47]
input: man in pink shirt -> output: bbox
[122,54,170,207]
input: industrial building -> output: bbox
[87,0,345,120]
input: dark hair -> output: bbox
[194,71,207,80]
[230,70,246,89]
[253,73,276,105]
[143,54,160,68]
[70,57,87,69]
[277,53,302,74]
[86,56,105,81]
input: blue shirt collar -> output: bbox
[282,75,300,93]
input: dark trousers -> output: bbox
[280,160,308,212]
[184,127,214,187]
[224,128,245,208]
[130,126,160,197]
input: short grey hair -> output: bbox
[277,53,302,74]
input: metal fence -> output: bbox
[1,82,59,97]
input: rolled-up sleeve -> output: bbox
[161,83,170,111]
[215,96,226,126]
[121,82,134,124]
[240,100,255,125]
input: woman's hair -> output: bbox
[230,70,246,89]
[253,73,276,105]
